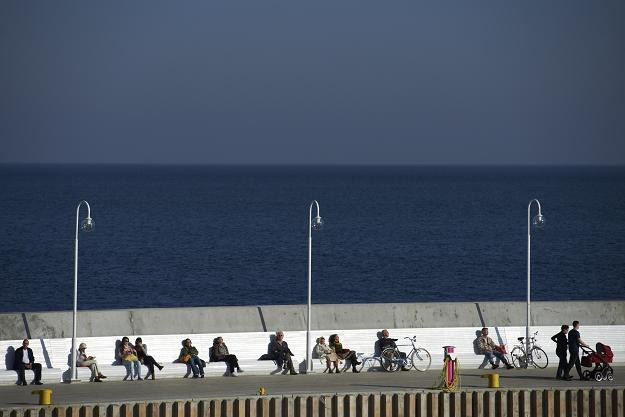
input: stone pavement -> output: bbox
[0,366,623,409]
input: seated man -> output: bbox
[14,339,43,385]
[268,330,297,375]
[378,329,409,371]
[478,328,513,369]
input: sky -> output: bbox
[1,1,624,165]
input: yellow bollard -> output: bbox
[32,389,52,405]
[481,373,499,388]
[258,387,266,396]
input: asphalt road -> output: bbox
[0,367,623,409]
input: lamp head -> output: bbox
[532,213,545,229]
[311,215,324,231]
[81,217,95,232]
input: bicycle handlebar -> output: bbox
[404,336,417,342]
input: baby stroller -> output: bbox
[581,343,614,382]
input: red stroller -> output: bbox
[581,343,614,382]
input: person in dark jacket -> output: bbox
[378,329,409,371]
[563,320,590,381]
[134,337,163,380]
[13,339,43,386]
[550,325,569,379]
[268,330,297,375]
[179,338,204,378]
[329,334,361,373]
[211,336,243,376]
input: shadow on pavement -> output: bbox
[350,384,427,390]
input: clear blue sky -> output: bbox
[1,1,624,164]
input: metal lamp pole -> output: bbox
[70,200,94,382]
[307,200,323,373]
[526,198,544,365]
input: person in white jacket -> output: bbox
[314,336,340,373]
[77,343,107,382]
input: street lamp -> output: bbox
[306,200,323,373]
[526,198,545,365]
[70,200,94,382]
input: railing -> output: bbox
[1,389,624,417]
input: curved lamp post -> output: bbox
[70,200,94,382]
[306,200,323,373]
[526,199,545,365]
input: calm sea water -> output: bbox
[1,165,624,313]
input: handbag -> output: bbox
[180,354,191,363]
[123,354,138,362]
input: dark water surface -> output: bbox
[1,165,624,313]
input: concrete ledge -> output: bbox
[1,388,624,417]
[2,301,624,339]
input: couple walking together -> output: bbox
[552,321,590,381]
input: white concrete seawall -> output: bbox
[1,301,623,339]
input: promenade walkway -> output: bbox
[1,366,623,408]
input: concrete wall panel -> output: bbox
[0,301,623,340]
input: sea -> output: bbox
[0,165,624,313]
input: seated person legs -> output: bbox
[189,356,204,376]
[122,361,133,380]
[133,360,141,379]
[225,354,240,373]
[15,362,42,385]
[282,353,297,374]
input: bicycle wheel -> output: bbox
[381,348,399,372]
[411,348,431,371]
[510,346,526,368]
[529,347,548,369]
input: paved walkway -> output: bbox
[0,367,623,409]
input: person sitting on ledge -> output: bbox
[77,342,106,382]
[478,327,513,370]
[314,336,340,373]
[135,337,164,380]
[119,336,142,381]
[180,338,205,378]
[14,339,43,386]
[329,334,361,373]
[211,336,243,377]
[269,330,298,375]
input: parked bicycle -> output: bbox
[509,331,549,369]
[358,336,431,372]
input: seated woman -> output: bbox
[134,337,164,380]
[119,336,142,381]
[211,336,244,377]
[314,336,340,373]
[329,334,361,373]
[179,338,205,378]
[77,343,106,382]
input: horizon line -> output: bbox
[1,162,625,168]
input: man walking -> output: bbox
[550,324,569,379]
[563,321,590,381]
[14,339,43,386]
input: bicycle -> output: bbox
[358,336,431,372]
[509,331,549,369]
